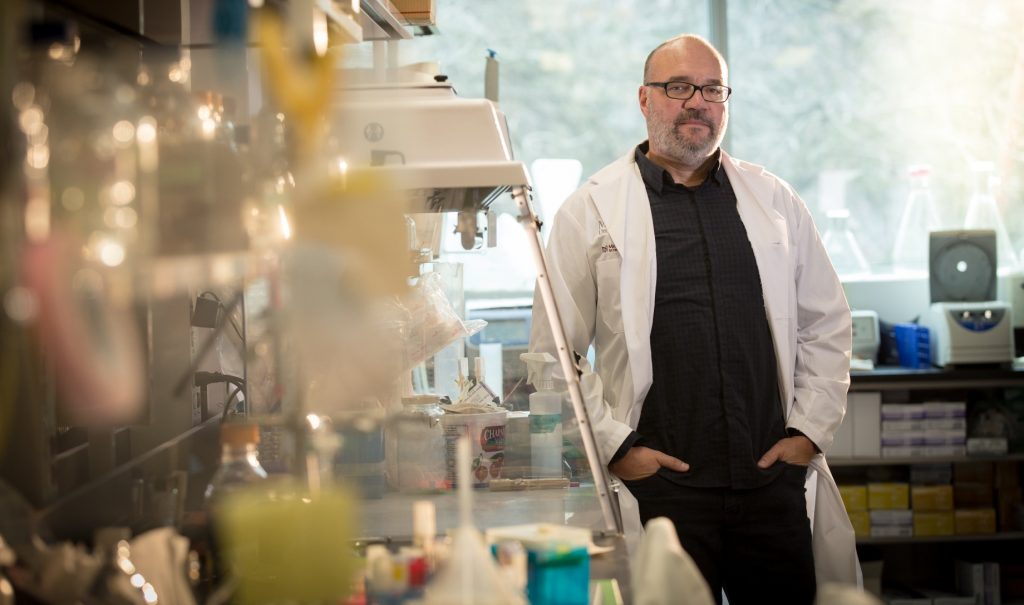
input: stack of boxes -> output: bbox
[880,402,966,458]
[910,464,954,537]
[868,481,912,537]
[834,395,968,460]
[952,461,1021,535]
[839,461,1022,538]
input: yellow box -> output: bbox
[913,511,954,536]
[911,485,954,511]
[867,482,910,510]
[840,485,868,512]
[848,511,870,537]
[955,508,997,535]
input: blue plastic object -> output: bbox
[526,545,589,605]
[894,323,931,369]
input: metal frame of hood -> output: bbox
[511,183,623,535]
[361,161,623,533]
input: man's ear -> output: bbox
[638,85,650,118]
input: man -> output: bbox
[529,34,859,603]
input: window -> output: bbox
[727,0,1024,272]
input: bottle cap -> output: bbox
[220,422,260,446]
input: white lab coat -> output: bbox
[530,149,861,586]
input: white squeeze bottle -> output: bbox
[519,353,563,479]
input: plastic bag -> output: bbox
[391,272,485,372]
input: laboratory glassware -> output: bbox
[892,165,941,273]
[964,161,1018,270]
[822,209,871,276]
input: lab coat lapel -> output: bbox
[721,151,794,413]
[721,152,789,320]
[591,154,655,413]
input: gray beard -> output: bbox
[649,114,723,166]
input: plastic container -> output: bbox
[393,395,447,491]
[893,323,930,369]
[822,209,870,276]
[443,411,507,487]
[520,353,563,479]
[205,422,268,503]
[892,165,941,273]
[964,161,1018,270]
[335,425,386,499]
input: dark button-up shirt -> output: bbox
[630,142,787,489]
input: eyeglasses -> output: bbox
[644,81,732,103]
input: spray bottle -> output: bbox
[519,353,563,479]
[485,49,499,103]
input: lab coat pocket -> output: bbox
[595,254,625,334]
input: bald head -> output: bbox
[643,34,728,83]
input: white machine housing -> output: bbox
[924,301,1014,366]
[851,309,880,363]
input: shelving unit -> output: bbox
[831,453,1024,467]
[843,365,1024,600]
[857,531,1024,545]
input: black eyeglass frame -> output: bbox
[643,81,733,103]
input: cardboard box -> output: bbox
[925,417,967,431]
[954,508,997,534]
[870,509,913,526]
[912,485,954,511]
[954,462,994,485]
[996,487,1022,530]
[849,510,870,537]
[882,419,927,433]
[871,525,913,538]
[840,485,868,512]
[994,461,1019,488]
[881,403,925,421]
[852,392,882,457]
[954,483,994,508]
[390,0,436,25]
[882,432,927,447]
[910,463,953,485]
[868,482,910,509]
[831,412,854,457]
[913,511,955,536]
[923,401,966,419]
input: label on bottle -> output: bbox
[530,413,561,434]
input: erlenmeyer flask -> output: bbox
[892,165,941,273]
[964,161,1018,270]
[822,209,871,276]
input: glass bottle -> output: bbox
[822,208,871,276]
[892,165,941,274]
[136,49,247,257]
[964,161,1018,270]
[393,395,447,491]
[204,422,268,503]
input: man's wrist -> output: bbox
[787,428,821,454]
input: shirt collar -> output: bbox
[634,142,724,193]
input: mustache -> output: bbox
[674,110,714,129]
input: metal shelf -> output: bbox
[856,531,1024,545]
[359,0,413,40]
[850,365,1024,391]
[829,453,1024,467]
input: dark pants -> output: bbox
[624,464,816,605]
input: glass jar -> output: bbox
[393,395,447,491]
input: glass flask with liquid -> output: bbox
[964,161,1018,270]
[892,165,941,273]
[822,208,871,276]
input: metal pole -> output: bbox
[512,185,623,534]
[708,0,732,152]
